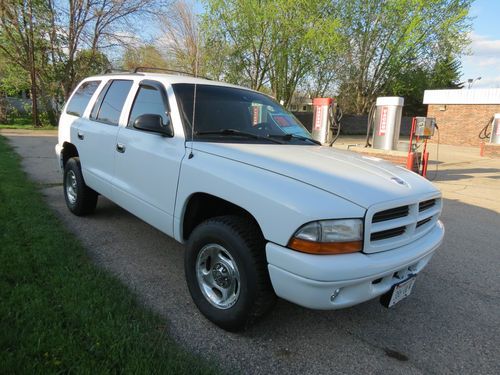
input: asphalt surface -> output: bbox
[3,131,500,375]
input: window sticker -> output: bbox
[270,113,294,127]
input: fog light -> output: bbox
[330,288,341,302]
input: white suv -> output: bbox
[56,72,444,331]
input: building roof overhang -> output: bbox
[423,88,500,105]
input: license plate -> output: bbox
[382,276,416,308]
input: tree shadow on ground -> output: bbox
[430,167,500,182]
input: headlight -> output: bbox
[288,219,363,255]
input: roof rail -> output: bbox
[133,66,211,80]
[102,68,131,74]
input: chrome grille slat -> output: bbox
[416,217,432,228]
[419,199,436,212]
[371,216,416,232]
[417,206,441,221]
[371,226,406,241]
[372,205,409,223]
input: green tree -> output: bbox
[267,0,340,107]
[1,0,167,126]
[429,55,463,89]
[385,54,463,115]
[122,45,170,71]
[335,0,472,114]
[202,0,341,106]
[0,54,31,97]
[74,50,111,83]
[0,0,50,126]
[202,0,277,90]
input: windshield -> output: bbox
[172,84,314,144]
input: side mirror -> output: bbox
[133,114,173,137]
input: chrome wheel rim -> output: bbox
[196,244,240,309]
[65,170,77,205]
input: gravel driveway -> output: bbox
[3,131,499,375]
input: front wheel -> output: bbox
[185,216,276,331]
[63,157,98,216]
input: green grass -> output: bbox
[0,125,57,130]
[0,116,57,130]
[0,136,218,374]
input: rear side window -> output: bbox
[94,80,133,125]
[66,81,101,117]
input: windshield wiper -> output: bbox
[269,133,322,145]
[195,129,284,144]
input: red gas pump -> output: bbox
[406,117,437,177]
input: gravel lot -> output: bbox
[3,131,500,375]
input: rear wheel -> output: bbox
[63,157,98,216]
[185,215,276,331]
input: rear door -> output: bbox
[113,80,185,236]
[75,79,133,198]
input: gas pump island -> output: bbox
[311,96,438,178]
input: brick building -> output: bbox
[423,88,500,147]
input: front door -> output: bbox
[113,81,185,236]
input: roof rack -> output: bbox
[102,68,132,74]
[133,66,211,80]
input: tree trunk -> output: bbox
[27,0,41,127]
[0,96,8,124]
[29,71,41,127]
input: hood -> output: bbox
[192,142,440,208]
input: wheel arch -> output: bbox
[181,192,264,242]
[61,142,79,167]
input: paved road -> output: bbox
[3,131,500,375]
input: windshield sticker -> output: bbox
[271,114,294,127]
[252,106,261,125]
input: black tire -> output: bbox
[63,157,98,216]
[185,215,276,331]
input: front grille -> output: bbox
[372,205,409,223]
[419,199,435,212]
[371,226,406,241]
[365,197,441,253]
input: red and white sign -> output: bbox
[314,105,323,130]
[252,106,260,126]
[378,106,388,136]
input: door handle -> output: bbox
[116,143,126,153]
[77,131,84,140]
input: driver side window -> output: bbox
[129,85,169,128]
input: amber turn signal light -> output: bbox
[288,238,362,255]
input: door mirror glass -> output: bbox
[133,113,173,136]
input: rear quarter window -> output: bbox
[66,81,101,117]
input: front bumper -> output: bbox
[266,220,444,310]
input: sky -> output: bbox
[460,0,500,88]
